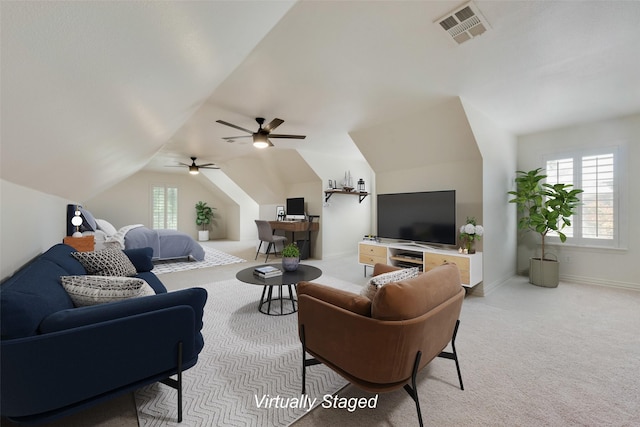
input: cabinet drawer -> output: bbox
[424,254,470,284]
[359,254,387,266]
[359,244,387,257]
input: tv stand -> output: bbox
[358,241,482,288]
[401,242,436,251]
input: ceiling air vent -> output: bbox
[435,1,490,45]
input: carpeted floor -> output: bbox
[11,243,639,427]
[135,275,359,426]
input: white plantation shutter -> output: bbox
[544,148,620,247]
[545,158,574,238]
[152,185,178,230]
[581,154,614,239]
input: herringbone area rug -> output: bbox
[135,276,355,426]
[151,247,246,275]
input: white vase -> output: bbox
[198,230,209,241]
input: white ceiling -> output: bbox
[2,1,640,201]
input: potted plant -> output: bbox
[459,217,483,254]
[281,242,300,272]
[508,168,583,287]
[195,201,215,241]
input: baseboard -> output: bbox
[560,274,640,291]
[472,274,516,297]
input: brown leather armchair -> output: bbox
[297,263,464,426]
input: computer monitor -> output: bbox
[286,197,305,220]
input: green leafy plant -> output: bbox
[508,168,583,261]
[195,201,215,231]
[282,242,300,258]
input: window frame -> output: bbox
[543,144,626,250]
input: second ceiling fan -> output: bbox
[216,117,306,148]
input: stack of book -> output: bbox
[253,265,282,278]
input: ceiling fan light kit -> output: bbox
[217,117,306,149]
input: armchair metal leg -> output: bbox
[160,341,184,422]
[403,351,424,427]
[300,325,321,395]
[438,319,464,390]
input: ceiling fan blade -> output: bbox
[264,118,284,133]
[198,163,217,167]
[268,134,306,139]
[216,120,254,134]
[222,135,252,140]
[200,166,220,169]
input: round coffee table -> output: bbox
[236,264,322,315]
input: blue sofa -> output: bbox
[0,243,208,424]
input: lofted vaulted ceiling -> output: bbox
[2,1,640,201]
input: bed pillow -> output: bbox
[71,248,137,277]
[79,207,97,232]
[60,275,155,307]
[95,218,118,236]
[359,267,420,300]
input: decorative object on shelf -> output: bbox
[342,170,354,191]
[508,168,583,288]
[195,201,216,241]
[71,206,83,237]
[357,178,365,192]
[328,179,334,189]
[459,217,483,254]
[281,243,300,271]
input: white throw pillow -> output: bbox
[60,275,155,307]
[359,267,420,300]
[95,219,118,236]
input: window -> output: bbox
[152,185,178,230]
[544,147,621,247]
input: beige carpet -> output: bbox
[294,277,640,426]
[11,254,639,426]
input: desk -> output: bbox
[269,220,319,259]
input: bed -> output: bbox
[67,205,205,261]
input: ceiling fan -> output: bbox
[166,157,219,175]
[216,117,306,148]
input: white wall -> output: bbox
[300,150,374,259]
[516,113,640,290]
[462,99,518,295]
[0,179,71,280]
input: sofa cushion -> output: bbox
[60,275,155,307]
[0,259,75,339]
[72,248,137,276]
[123,247,154,272]
[41,243,88,275]
[371,263,462,321]
[359,267,420,300]
[298,281,372,317]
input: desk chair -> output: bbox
[255,220,287,262]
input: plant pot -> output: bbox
[282,257,299,272]
[198,230,209,242]
[529,258,559,288]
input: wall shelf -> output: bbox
[324,189,368,203]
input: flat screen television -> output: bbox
[286,197,305,220]
[377,190,456,246]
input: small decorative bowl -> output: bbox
[343,186,354,192]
